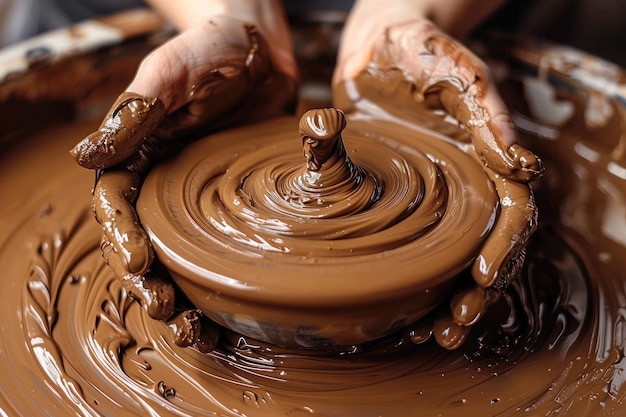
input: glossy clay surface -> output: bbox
[137,109,498,348]
[1,24,626,416]
[0,96,625,415]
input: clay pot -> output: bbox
[137,108,499,348]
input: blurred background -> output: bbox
[1,0,624,67]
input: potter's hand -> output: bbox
[335,3,543,349]
[336,15,542,182]
[70,13,297,325]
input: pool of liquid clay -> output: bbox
[1,78,626,415]
[1,17,626,415]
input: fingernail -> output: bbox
[168,310,202,347]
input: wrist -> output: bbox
[145,0,228,31]
[145,0,297,82]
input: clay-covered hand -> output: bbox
[335,9,543,349]
[69,14,297,326]
[336,15,542,182]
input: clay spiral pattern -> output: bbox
[135,112,502,349]
[206,111,447,254]
[155,112,497,263]
[1,114,625,416]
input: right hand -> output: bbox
[70,14,297,326]
[334,2,542,349]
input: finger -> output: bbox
[93,166,153,275]
[337,19,544,182]
[101,237,175,320]
[166,309,220,350]
[70,92,166,169]
[406,25,544,182]
[472,169,538,288]
[450,285,487,326]
[437,83,544,183]
[433,310,471,350]
[167,309,202,347]
[450,284,501,326]
[403,315,434,345]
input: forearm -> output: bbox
[143,0,296,81]
[432,0,506,38]
[412,0,506,39]
[348,0,506,39]
[144,0,285,33]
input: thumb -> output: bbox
[70,91,166,169]
[70,28,191,169]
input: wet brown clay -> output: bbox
[1,29,626,416]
